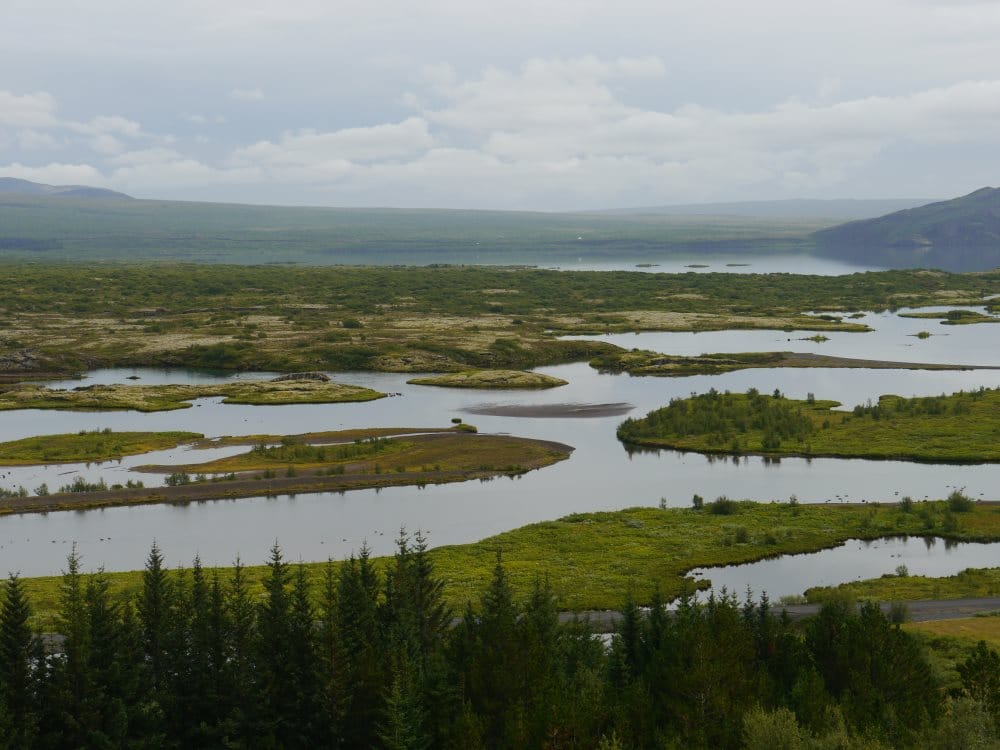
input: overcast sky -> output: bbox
[2,0,999,209]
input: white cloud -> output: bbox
[88,134,126,155]
[0,90,58,128]
[110,147,184,166]
[5,52,1000,208]
[0,161,106,186]
[69,115,142,137]
[232,117,434,171]
[16,129,63,151]
[229,87,265,102]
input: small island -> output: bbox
[0,379,386,412]
[0,430,203,465]
[899,309,1000,325]
[617,386,1000,462]
[407,369,567,389]
[0,426,572,514]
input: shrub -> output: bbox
[947,490,975,513]
[709,496,738,515]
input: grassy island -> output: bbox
[0,430,202,465]
[591,349,997,376]
[407,369,567,389]
[617,386,1000,462]
[806,567,1000,605]
[899,309,1000,325]
[0,379,385,412]
[0,428,570,515]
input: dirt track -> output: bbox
[563,597,1000,632]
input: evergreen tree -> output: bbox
[316,558,344,746]
[377,658,431,750]
[453,550,524,748]
[335,545,384,749]
[84,569,136,746]
[137,543,174,698]
[40,546,97,747]
[254,542,294,746]
[219,556,257,747]
[0,573,41,748]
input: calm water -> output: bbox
[692,538,1000,601]
[565,306,1000,366]
[539,255,885,275]
[2,306,1000,576]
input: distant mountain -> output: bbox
[0,177,132,200]
[590,198,932,221]
[812,187,1000,270]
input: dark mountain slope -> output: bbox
[813,187,1000,270]
[0,176,132,200]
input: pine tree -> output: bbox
[40,546,97,747]
[255,542,293,745]
[377,659,431,750]
[0,573,41,748]
[316,558,344,746]
[335,544,384,749]
[179,555,224,746]
[286,563,320,747]
[138,542,174,694]
[219,556,257,747]
[84,568,137,746]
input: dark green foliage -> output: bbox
[958,641,1000,726]
[0,541,985,748]
[0,574,41,748]
[947,489,976,513]
[618,388,815,450]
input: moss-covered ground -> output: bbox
[407,369,567,389]
[3,264,999,379]
[0,430,202,464]
[0,380,384,412]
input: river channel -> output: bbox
[1,304,999,578]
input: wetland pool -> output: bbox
[691,537,1000,601]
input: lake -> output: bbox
[1,305,999,576]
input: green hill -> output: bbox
[813,187,1000,270]
[0,193,826,264]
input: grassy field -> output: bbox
[906,616,1000,648]
[2,264,998,379]
[407,369,568,389]
[0,196,828,264]
[806,567,1000,603]
[15,500,1000,628]
[0,380,385,411]
[618,387,1000,462]
[0,430,202,465]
